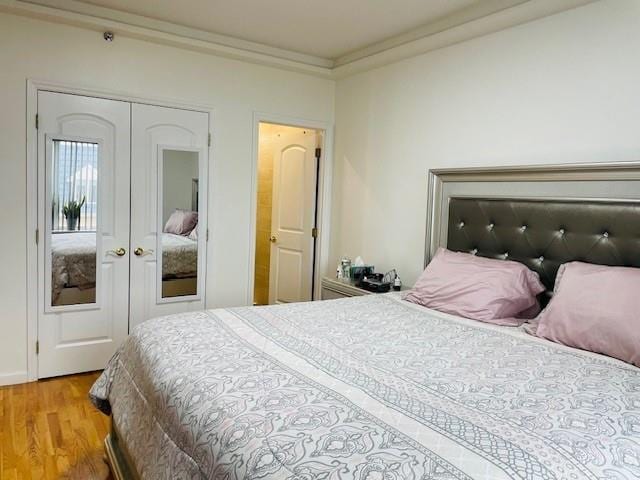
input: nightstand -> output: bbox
[321,277,406,300]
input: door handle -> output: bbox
[134,247,154,256]
[269,235,277,243]
[107,247,126,257]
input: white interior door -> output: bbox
[37,91,131,378]
[129,103,209,330]
[269,130,318,304]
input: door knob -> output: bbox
[269,235,277,243]
[108,247,126,257]
[134,247,154,256]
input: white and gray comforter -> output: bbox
[162,232,198,279]
[90,293,640,480]
[51,232,97,301]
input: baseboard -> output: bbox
[0,371,29,386]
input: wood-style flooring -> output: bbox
[0,372,112,480]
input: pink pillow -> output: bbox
[164,210,198,235]
[404,248,545,325]
[535,262,640,367]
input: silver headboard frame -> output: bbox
[425,161,640,269]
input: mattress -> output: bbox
[90,293,640,479]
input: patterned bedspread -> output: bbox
[51,232,96,302]
[162,232,197,279]
[90,294,640,480]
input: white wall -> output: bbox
[330,0,640,286]
[0,12,334,383]
[162,150,199,224]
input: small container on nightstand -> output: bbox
[321,276,407,300]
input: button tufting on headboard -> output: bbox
[446,197,640,291]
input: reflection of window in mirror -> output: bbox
[50,140,99,306]
[161,149,199,298]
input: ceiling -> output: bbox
[9,0,594,75]
[68,0,485,59]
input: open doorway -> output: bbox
[253,122,323,305]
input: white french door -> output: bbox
[37,91,131,378]
[269,130,318,304]
[36,92,209,378]
[129,104,208,330]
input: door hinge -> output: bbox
[35,114,39,129]
[208,133,211,147]
[36,340,39,355]
[312,227,318,238]
[35,228,39,244]
[206,228,209,241]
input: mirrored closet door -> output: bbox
[37,92,209,378]
[129,104,208,330]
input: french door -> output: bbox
[37,92,131,378]
[129,104,208,330]
[37,92,208,378]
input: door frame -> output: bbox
[26,78,215,382]
[248,112,334,305]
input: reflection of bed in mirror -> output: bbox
[50,145,201,307]
[160,149,200,299]
[161,232,198,297]
[50,231,199,306]
[51,232,97,306]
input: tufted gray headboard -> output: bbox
[446,198,640,290]
[426,162,640,293]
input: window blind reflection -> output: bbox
[52,140,98,232]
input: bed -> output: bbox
[90,163,640,479]
[51,232,198,305]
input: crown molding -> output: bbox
[334,0,531,67]
[0,0,600,80]
[0,0,334,77]
[332,0,598,78]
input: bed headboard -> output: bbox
[426,162,640,292]
[447,197,640,290]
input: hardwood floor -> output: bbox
[0,372,113,480]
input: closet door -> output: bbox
[129,104,209,330]
[37,91,131,378]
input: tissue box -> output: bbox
[349,265,374,281]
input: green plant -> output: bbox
[62,196,85,219]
